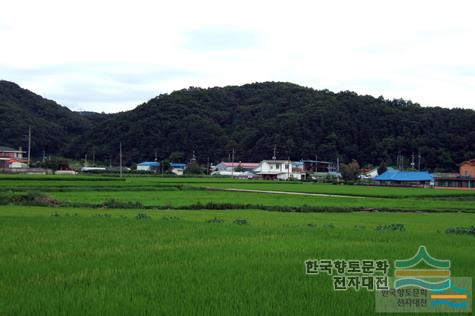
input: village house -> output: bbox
[136,161,186,175]
[170,162,186,175]
[136,161,160,171]
[0,146,27,169]
[254,160,304,180]
[433,159,475,189]
[213,162,260,173]
[372,170,433,187]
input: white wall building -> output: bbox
[254,160,301,180]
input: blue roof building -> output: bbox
[372,170,433,187]
[170,162,186,169]
[137,161,160,167]
[137,161,160,171]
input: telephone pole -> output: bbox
[119,142,123,178]
[287,156,290,180]
[272,145,277,160]
[207,156,210,175]
[231,148,235,178]
[315,154,318,173]
[27,127,31,168]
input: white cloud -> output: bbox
[0,0,474,112]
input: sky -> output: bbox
[1,0,475,113]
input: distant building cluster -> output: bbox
[210,159,338,181]
[1,142,474,189]
[136,162,187,175]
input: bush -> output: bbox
[11,192,63,207]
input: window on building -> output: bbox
[464,170,469,177]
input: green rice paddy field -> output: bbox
[0,175,474,315]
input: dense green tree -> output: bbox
[378,162,388,175]
[340,160,360,181]
[184,161,203,175]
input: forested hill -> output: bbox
[1,80,475,171]
[0,80,97,154]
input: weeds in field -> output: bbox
[375,224,405,232]
[95,214,112,218]
[307,223,317,227]
[323,223,335,229]
[161,216,181,221]
[135,213,151,220]
[445,226,475,236]
[233,218,248,225]
[207,217,224,223]
[354,225,366,230]
[7,192,63,207]
[100,199,143,209]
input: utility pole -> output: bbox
[315,154,318,173]
[42,150,46,163]
[418,153,421,171]
[92,147,96,166]
[119,142,123,178]
[207,156,210,175]
[231,147,235,178]
[272,145,277,160]
[27,127,31,168]
[336,157,340,183]
[85,153,88,167]
[287,156,290,180]
[411,152,415,170]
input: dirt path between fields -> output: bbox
[205,187,367,198]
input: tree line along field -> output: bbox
[1,175,474,315]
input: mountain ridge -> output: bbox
[1,80,474,171]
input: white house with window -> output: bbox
[254,160,303,180]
